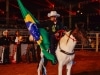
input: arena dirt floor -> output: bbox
[0,50,100,75]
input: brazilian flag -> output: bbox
[17,0,55,63]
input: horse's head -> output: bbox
[71,25,89,47]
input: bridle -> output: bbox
[65,32,77,42]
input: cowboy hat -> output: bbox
[47,11,60,17]
[3,30,8,35]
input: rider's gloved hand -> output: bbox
[54,32,59,36]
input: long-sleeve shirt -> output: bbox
[0,36,11,46]
[38,20,63,35]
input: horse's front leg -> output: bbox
[58,62,63,75]
[66,61,73,75]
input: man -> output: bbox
[26,34,37,63]
[0,30,11,64]
[39,11,63,64]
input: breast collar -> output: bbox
[58,41,75,55]
[58,31,76,55]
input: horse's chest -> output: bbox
[56,49,75,62]
[63,54,75,64]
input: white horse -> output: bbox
[56,31,76,75]
[37,26,88,75]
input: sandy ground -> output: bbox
[0,50,100,75]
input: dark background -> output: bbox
[0,0,100,31]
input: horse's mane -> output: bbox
[66,31,71,44]
[63,30,72,44]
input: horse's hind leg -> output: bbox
[37,57,44,75]
[42,57,48,75]
[66,61,73,75]
[42,66,47,75]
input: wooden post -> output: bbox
[37,10,40,20]
[86,14,89,30]
[69,4,72,29]
[6,0,9,27]
[96,33,99,52]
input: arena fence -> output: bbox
[0,29,100,52]
[75,32,100,52]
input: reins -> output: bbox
[65,32,77,42]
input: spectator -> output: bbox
[26,34,37,63]
[0,30,11,64]
[13,30,23,63]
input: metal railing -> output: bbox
[75,32,100,52]
[0,29,100,52]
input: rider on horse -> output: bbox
[38,10,64,64]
